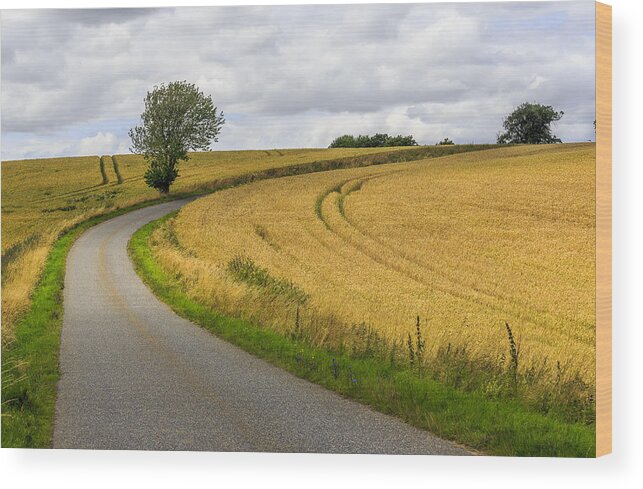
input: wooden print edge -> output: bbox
[595,1,612,458]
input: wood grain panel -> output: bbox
[596,1,612,457]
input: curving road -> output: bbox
[53,199,469,454]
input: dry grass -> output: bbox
[153,144,596,392]
[1,156,110,337]
[1,147,405,340]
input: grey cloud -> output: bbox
[5,7,160,27]
[1,2,596,160]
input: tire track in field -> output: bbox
[110,155,124,184]
[312,174,566,333]
[31,156,133,206]
[31,182,117,205]
[336,178,547,318]
[31,183,108,205]
[335,177,595,339]
[99,156,110,185]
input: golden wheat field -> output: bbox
[1,147,405,339]
[153,143,596,385]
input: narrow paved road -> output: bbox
[54,199,469,454]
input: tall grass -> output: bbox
[227,254,309,304]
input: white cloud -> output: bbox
[1,131,129,160]
[76,131,129,156]
[1,2,596,160]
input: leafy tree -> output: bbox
[129,81,225,194]
[436,137,455,145]
[387,134,418,146]
[328,135,357,148]
[497,102,563,144]
[355,135,372,147]
[368,133,390,147]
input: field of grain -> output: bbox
[152,144,596,399]
[1,147,412,339]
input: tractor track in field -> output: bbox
[312,172,564,330]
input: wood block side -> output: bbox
[595,1,612,458]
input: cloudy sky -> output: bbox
[1,1,595,161]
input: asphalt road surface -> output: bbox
[53,199,469,454]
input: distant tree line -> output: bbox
[329,133,418,148]
[328,102,568,150]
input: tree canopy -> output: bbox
[329,133,418,148]
[436,138,455,146]
[497,102,563,145]
[129,81,225,193]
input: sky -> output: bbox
[0,1,596,161]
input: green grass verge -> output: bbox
[128,213,596,457]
